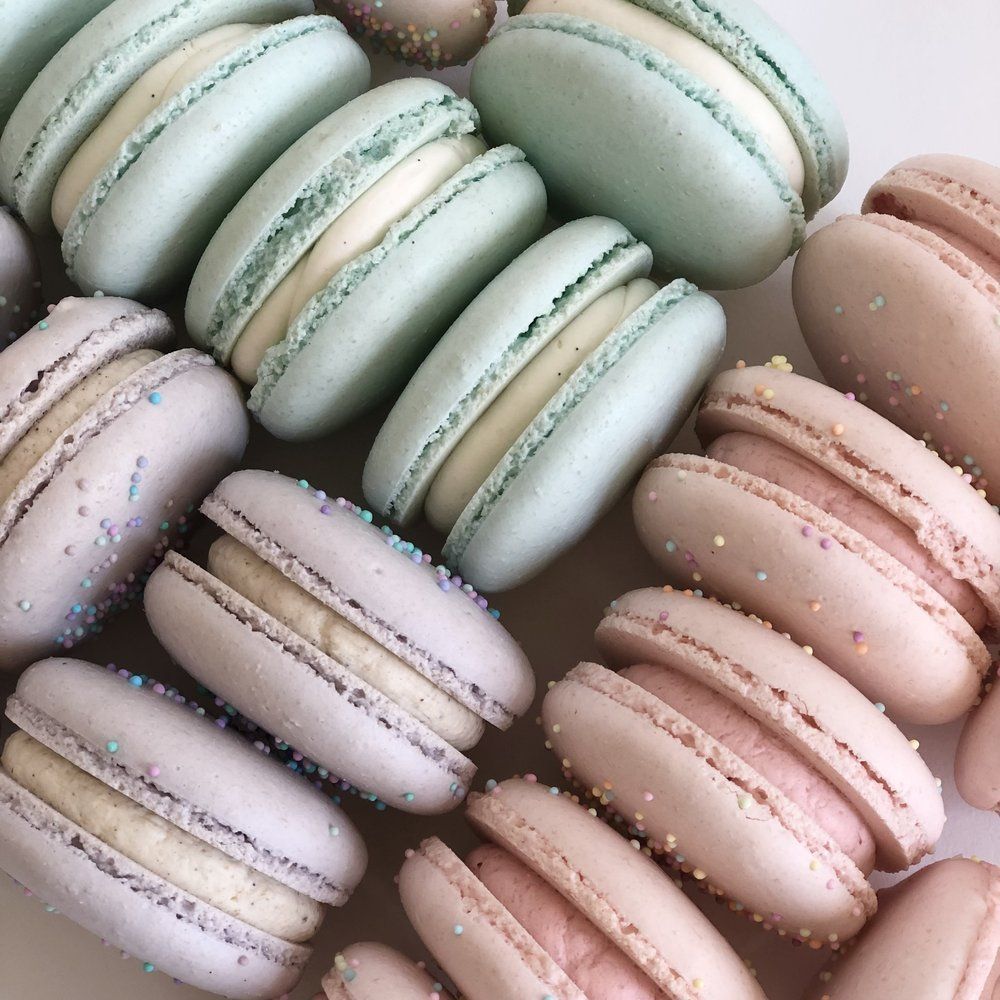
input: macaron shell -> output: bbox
[363,216,653,524]
[466,779,767,999]
[249,145,547,439]
[187,78,477,356]
[597,589,945,871]
[0,352,249,670]
[446,284,725,592]
[319,942,451,1000]
[0,772,307,999]
[470,14,803,288]
[0,0,313,230]
[144,552,477,814]
[792,215,1000,500]
[64,16,371,299]
[634,455,987,724]
[0,209,41,344]
[696,366,1000,622]
[543,662,875,941]
[956,680,1000,811]
[398,837,586,1000]
[202,471,534,728]
[806,858,1000,1000]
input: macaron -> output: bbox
[807,858,1000,999]
[955,671,1000,811]
[542,588,945,944]
[632,363,1000,724]
[320,0,497,68]
[793,154,1000,502]
[470,0,849,288]
[186,78,547,440]
[0,295,249,671]
[0,0,113,130]
[0,0,370,297]
[364,217,726,591]
[399,777,766,1000]
[143,469,535,815]
[315,943,453,1000]
[0,657,366,999]
[0,207,42,345]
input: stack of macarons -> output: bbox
[364,217,726,590]
[632,363,1000,724]
[0,207,41,345]
[0,0,371,298]
[186,78,547,439]
[1,296,248,672]
[0,658,366,998]
[398,776,767,999]
[470,0,849,288]
[543,588,945,945]
[793,153,1000,503]
[144,469,535,814]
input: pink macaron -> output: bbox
[542,587,945,945]
[792,154,1000,501]
[806,857,1000,999]
[315,942,453,1000]
[632,363,1000,724]
[398,776,766,1000]
[0,206,41,345]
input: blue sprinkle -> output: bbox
[148,392,161,405]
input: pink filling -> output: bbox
[622,662,877,875]
[466,843,664,1000]
[708,432,987,631]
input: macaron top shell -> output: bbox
[320,942,451,1000]
[808,858,1000,1000]
[201,470,534,728]
[364,216,654,524]
[7,658,367,904]
[465,778,767,999]
[596,588,945,871]
[696,366,1000,623]
[0,0,313,231]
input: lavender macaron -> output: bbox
[1,207,41,345]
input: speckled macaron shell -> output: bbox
[0,333,249,671]
[319,942,451,1000]
[466,777,767,999]
[471,0,847,287]
[806,858,1000,1000]
[6,658,367,901]
[187,79,480,362]
[0,0,313,232]
[247,143,547,440]
[0,0,114,131]
[63,16,371,299]
[697,366,1000,623]
[202,470,534,728]
[364,216,654,524]
[633,454,987,724]
[321,0,497,68]
[0,210,41,346]
[596,589,945,871]
[144,550,478,814]
[543,661,876,941]
[0,773,308,999]
[443,281,726,592]
[399,836,587,1000]
[793,156,1000,501]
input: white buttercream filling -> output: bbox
[425,277,659,533]
[230,133,488,384]
[51,24,267,233]
[523,0,805,194]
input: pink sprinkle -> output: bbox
[643,791,654,802]
[648,491,658,502]
[844,392,856,401]
[853,631,865,643]
[820,538,833,550]
[826,879,836,890]
[451,19,462,28]
[237,956,249,967]
[147,765,160,778]
[840,354,849,364]
[524,773,538,783]
[658,612,669,622]
[801,525,813,537]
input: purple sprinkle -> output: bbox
[820,538,833,550]
[319,504,331,515]
[438,579,451,592]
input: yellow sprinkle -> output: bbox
[762,388,775,400]
[693,979,704,990]
[802,645,813,656]
[800,929,812,938]
[692,868,707,880]
[809,600,822,612]
[551,724,561,734]
[909,738,920,750]
[334,954,348,971]
[809,859,819,871]
[737,793,752,810]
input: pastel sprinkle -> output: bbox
[106,741,119,753]
[148,392,162,405]
[18,600,31,612]
[143,963,155,973]
[453,924,464,936]
[755,570,768,582]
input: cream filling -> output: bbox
[51,23,268,233]
[0,349,161,505]
[2,731,323,943]
[425,277,658,534]
[230,133,488,384]
[207,535,486,751]
[523,0,805,194]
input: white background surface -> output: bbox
[2,2,1000,997]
